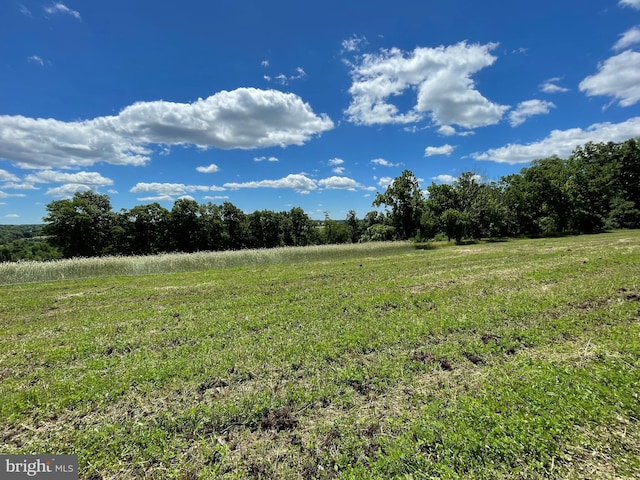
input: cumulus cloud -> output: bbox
[328,158,344,166]
[620,0,640,9]
[196,163,220,173]
[377,176,393,188]
[130,182,226,197]
[345,42,508,129]
[222,174,370,194]
[614,26,640,51]
[44,3,81,20]
[0,88,333,169]
[224,174,318,194]
[370,158,400,167]
[473,116,640,164]
[46,184,92,198]
[432,174,457,184]
[579,50,640,107]
[0,169,20,183]
[253,156,279,162]
[508,99,555,127]
[318,176,360,190]
[540,77,569,93]
[424,144,455,157]
[24,170,113,186]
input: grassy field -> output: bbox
[1,232,639,479]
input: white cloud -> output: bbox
[432,174,457,184]
[0,169,20,183]
[332,167,345,174]
[0,190,26,198]
[473,116,640,164]
[224,174,318,194]
[221,174,368,194]
[328,158,344,166]
[19,4,32,17]
[620,0,640,9]
[0,88,333,169]
[25,170,113,186]
[261,60,269,67]
[346,42,508,128]
[253,156,279,162]
[318,176,360,190]
[540,77,569,93]
[342,35,367,53]
[614,26,640,51]
[44,3,81,20]
[436,125,475,137]
[130,182,226,196]
[196,163,220,173]
[579,50,640,107]
[370,158,400,167]
[265,67,307,85]
[27,55,45,66]
[46,184,92,198]
[378,176,393,188]
[424,144,455,157]
[508,99,555,127]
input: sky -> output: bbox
[1,0,640,224]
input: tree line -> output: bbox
[38,138,640,259]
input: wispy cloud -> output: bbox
[27,55,46,66]
[613,26,640,51]
[44,3,81,20]
[540,77,569,93]
[19,4,32,17]
[341,34,367,53]
[620,0,640,9]
[264,67,307,85]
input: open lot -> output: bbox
[1,232,639,478]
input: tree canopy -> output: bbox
[32,138,640,260]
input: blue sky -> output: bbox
[1,0,640,224]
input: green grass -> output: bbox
[1,232,639,479]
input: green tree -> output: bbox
[221,201,248,250]
[121,203,171,254]
[169,198,205,252]
[283,207,316,246]
[43,191,116,257]
[372,170,424,240]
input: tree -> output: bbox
[372,170,424,240]
[170,198,205,252]
[43,191,116,257]
[345,210,361,243]
[221,201,248,250]
[283,207,316,246]
[121,203,171,254]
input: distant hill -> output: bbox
[0,224,45,244]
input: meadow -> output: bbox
[1,232,639,479]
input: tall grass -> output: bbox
[0,241,416,285]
